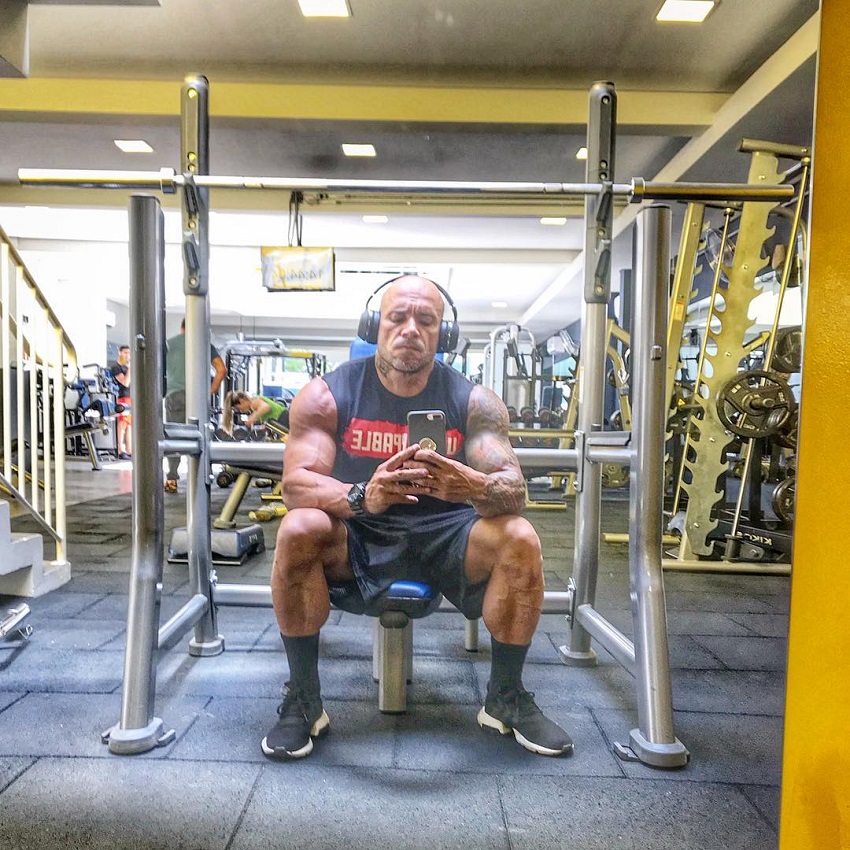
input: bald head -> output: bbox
[376,276,446,376]
[379,276,444,316]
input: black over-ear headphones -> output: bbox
[357,275,460,353]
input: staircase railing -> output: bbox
[0,222,78,568]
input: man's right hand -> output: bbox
[364,443,435,514]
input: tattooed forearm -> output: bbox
[469,469,527,517]
[465,386,527,517]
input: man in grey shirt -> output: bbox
[164,319,227,492]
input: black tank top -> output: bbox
[323,356,474,516]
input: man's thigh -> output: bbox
[463,514,541,585]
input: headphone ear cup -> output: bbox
[438,321,460,354]
[358,310,381,344]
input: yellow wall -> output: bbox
[780,2,850,847]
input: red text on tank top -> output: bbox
[342,417,463,459]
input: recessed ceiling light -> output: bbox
[540,217,568,226]
[298,0,351,17]
[655,0,716,23]
[362,215,388,224]
[342,143,376,157]
[575,147,588,160]
[491,301,508,309]
[114,139,154,154]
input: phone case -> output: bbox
[407,409,447,454]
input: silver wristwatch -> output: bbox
[346,481,368,515]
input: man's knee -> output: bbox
[273,508,342,576]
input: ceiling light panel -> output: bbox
[298,0,351,18]
[655,1,716,23]
[342,143,376,157]
[575,147,588,160]
[114,139,154,153]
[539,217,567,226]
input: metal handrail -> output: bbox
[0,225,74,573]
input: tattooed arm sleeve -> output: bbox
[463,385,527,517]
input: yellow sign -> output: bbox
[260,246,335,292]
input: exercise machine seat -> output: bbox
[329,579,442,620]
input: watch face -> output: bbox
[348,482,366,513]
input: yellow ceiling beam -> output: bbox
[0,77,726,129]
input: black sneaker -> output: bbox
[477,683,574,756]
[261,683,329,760]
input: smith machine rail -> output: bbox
[18,75,793,766]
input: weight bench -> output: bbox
[329,580,478,713]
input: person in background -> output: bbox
[108,344,132,461]
[164,319,227,493]
[221,390,289,436]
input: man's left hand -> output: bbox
[407,449,487,504]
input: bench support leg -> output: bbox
[378,613,411,714]
[465,618,479,652]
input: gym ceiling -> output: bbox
[0,0,819,344]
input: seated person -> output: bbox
[221,390,289,436]
[263,275,573,760]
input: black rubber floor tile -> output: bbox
[392,703,620,777]
[593,708,783,785]
[20,591,106,620]
[173,695,398,767]
[0,692,207,758]
[691,635,789,671]
[404,657,480,706]
[154,647,292,698]
[739,783,781,832]
[0,756,34,792]
[17,618,125,651]
[0,647,124,693]
[727,612,790,637]
[498,775,777,850]
[65,572,134,594]
[0,757,259,850]
[662,589,776,614]
[72,592,187,623]
[229,764,506,850]
[670,669,786,715]
[0,692,22,712]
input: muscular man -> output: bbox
[262,275,573,760]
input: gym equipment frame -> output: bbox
[18,75,793,766]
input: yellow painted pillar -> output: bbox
[779,4,850,847]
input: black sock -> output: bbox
[281,632,321,696]
[489,637,530,693]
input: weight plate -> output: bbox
[772,414,798,449]
[771,477,795,524]
[771,326,803,373]
[716,369,796,438]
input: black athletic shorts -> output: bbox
[341,506,486,618]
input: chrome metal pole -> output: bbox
[626,205,688,767]
[182,74,223,657]
[18,167,794,204]
[561,81,616,667]
[107,194,170,755]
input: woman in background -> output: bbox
[222,391,289,436]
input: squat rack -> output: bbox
[18,75,792,766]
